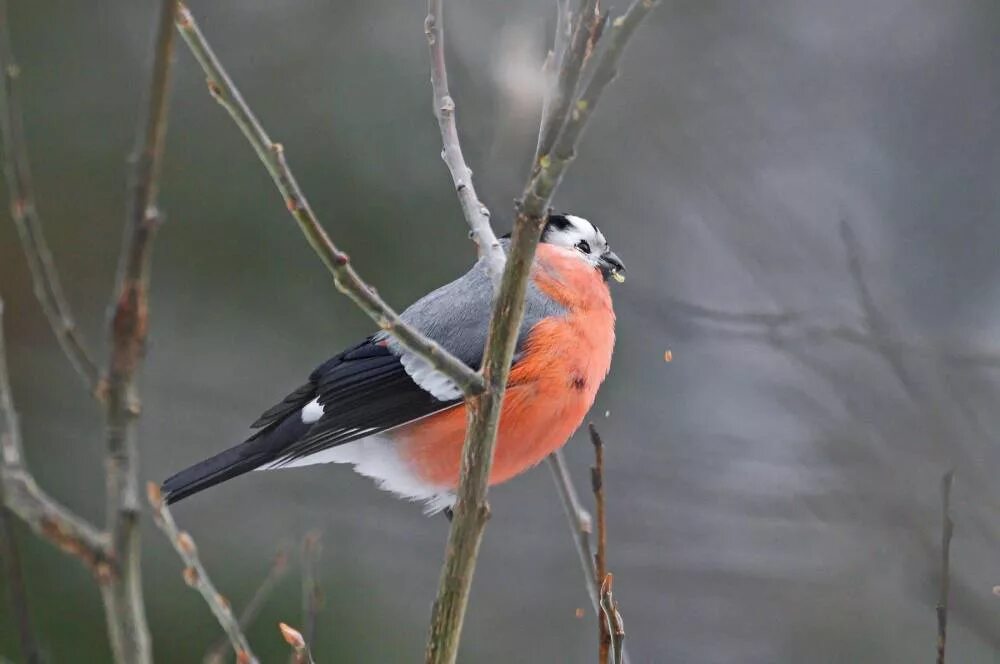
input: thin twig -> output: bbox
[534,0,600,165]
[424,0,502,287]
[0,299,113,578]
[204,546,290,663]
[174,5,484,398]
[300,531,323,651]
[590,424,610,664]
[147,483,258,664]
[547,451,598,609]
[425,2,654,661]
[100,2,178,661]
[599,574,625,664]
[547,450,632,664]
[279,623,316,664]
[0,0,99,392]
[537,0,573,156]
[937,471,954,664]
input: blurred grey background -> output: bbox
[2,0,1000,661]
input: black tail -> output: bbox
[162,415,309,504]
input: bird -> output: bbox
[162,213,625,514]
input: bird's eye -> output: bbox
[576,240,591,254]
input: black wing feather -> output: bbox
[162,338,461,503]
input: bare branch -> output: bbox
[174,5,484,398]
[547,450,632,664]
[279,623,316,664]
[537,0,573,156]
[535,0,600,164]
[937,471,954,664]
[547,451,598,609]
[100,2,179,660]
[424,0,503,287]
[204,547,290,663]
[590,424,610,664]
[599,574,625,664]
[0,0,99,391]
[425,2,654,661]
[147,483,258,664]
[0,299,114,580]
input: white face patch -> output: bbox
[543,214,611,268]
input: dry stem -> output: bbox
[0,0,99,391]
[590,424,610,663]
[424,2,654,661]
[937,471,954,664]
[425,0,502,286]
[147,483,258,663]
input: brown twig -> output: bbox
[599,574,625,664]
[174,5,484,398]
[279,623,316,664]
[547,450,632,664]
[147,483,258,664]
[204,546,291,663]
[300,531,323,651]
[589,424,610,663]
[534,0,600,165]
[424,0,502,287]
[100,2,178,661]
[0,0,99,392]
[424,2,654,662]
[937,471,954,664]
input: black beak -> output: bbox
[598,250,626,283]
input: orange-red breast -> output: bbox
[162,213,624,513]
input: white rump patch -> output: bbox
[261,435,455,514]
[301,398,324,423]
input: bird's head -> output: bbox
[541,213,626,283]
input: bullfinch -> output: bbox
[162,213,624,513]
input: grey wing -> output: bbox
[377,256,566,399]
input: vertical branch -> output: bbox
[100,1,178,661]
[425,2,653,662]
[0,0,99,391]
[589,424,610,663]
[424,0,503,286]
[599,574,625,664]
[937,471,954,664]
